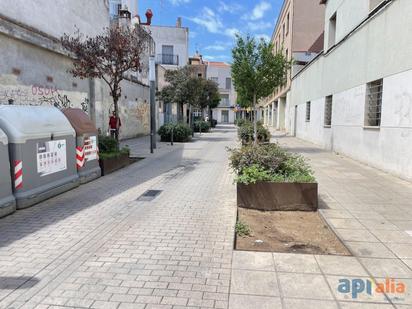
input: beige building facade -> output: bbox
[260,0,325,130]
[207,62,237,124]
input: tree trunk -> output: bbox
[178,103,184,122]
[113,96,120,149]
[253,92,257,146]
[111,81,120,150]
[189,105,194,137]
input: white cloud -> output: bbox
[219,2,244,13]
[203,55,217,60]
[247,21,272,31]
[244,1,272,21]
[169,0,190,6]
[205,45,226,51]
[224,27,240,39]
[189,7,223,33]
[204,40,233,51]
[189,31,198,39]
[203,55,230,61]
[188,8,239,39]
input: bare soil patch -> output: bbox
[236,208,350,255]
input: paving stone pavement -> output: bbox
[2,125,412,309]
[229,133,412,309]
[0,126,237,309]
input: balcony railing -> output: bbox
[156,54,179,66]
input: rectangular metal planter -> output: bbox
[99,153,130,176]
[237,182,318,211]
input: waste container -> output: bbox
[0,128,16,217]
[62,108,101,184]
[0,105,80,209]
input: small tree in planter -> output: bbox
[229,144,318,211]
[98,135,131,175]
[231,35,290,145]
[237,120,270,144]
[61,24,151,144]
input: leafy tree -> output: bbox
[231,35,290,145]
[188,79,220,121]
[158,67,220,124]
[61,24,151,143]
[201,79,221,122]
[158,66,195,122]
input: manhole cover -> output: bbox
[136,190,162,201]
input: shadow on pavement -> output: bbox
[282,146,329,154]
[0,144,187,248]
[0,125,235,248]
[0,277,39,289]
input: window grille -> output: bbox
[305,102,311,122]
[365,79,383,126]
[324,95,333,126]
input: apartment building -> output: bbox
[142,17,189,124]
[146,18,189,69]
[288,0,412,180]
[207,62,237,124]
[260,0,325,130]
[110,0,138,19]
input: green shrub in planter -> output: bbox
[228,143,315,184]
[98,135,130,159]
[98,135,118,153]
[99,146,130,160]
[235,118,250,127]
[238,122,270,144]
[158,123,192,142]
[193,120,210,132]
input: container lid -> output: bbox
[0,128,7,145]
[0,105,75,143]
[62,108,98,135]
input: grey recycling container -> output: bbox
[0,128,16,217]
[0,105,80,209]
[62,108,101,184]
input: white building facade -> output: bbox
[149,23,189,69]
[287,0,412,180]
[207,62,237,124]
[143,20,189,125]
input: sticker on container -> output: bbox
[37,140,67,176]
[84,136,98,161]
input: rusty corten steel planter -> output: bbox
[237,182,318,211]
[99,153,130,176]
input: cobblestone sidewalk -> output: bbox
[0,126,237,309]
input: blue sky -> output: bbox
[138,0,283,63]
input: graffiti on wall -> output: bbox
[39,94,89,113]
[134,100,150,132]
[0,84,89,113]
